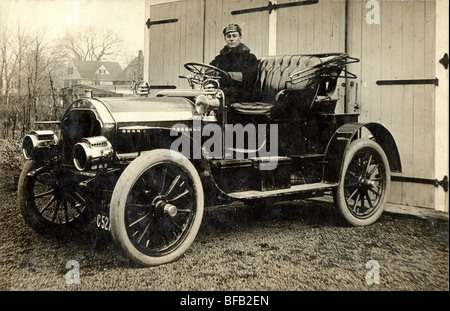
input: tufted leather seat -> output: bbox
[231,53,344,114]
[255,55,321,92]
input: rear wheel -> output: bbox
[333,139,390,226]
[109,149,204,266]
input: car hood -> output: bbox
[100,96,196,123]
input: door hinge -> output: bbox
[231,0,319,15]
[439,53,449,69]
[376,78,439,86]
[146,18,178,29]
[391,175,449,192]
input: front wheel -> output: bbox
[17,160,92,236]
[109,149,204,266]
[333,139,390,226]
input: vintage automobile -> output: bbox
[18,53,402,266]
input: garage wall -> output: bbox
[203,0,270,62]
[275,0,347,112]
[146,0,270,89]
[146,0,204,89]
[144,0,447,211]
[276,0,346,55]
[347,0,437,208]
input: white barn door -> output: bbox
[346,0,439,209]
[275,0,348,113]
[145,0,447,210]
[146,0,205,90]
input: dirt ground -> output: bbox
[0,160,448,294]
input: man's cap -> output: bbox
[223,24,242,36]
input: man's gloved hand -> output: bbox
[227,72,243,82]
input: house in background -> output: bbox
[60,51,145,95]
[114,50,145,87]
[60,59,125,88]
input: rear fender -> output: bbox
[323,122,402,183]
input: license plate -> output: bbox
[96,214,111,231]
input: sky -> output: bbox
[1,0,146,66]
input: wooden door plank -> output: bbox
[296,1,308,54]
[261,1,270,56]
[400,0,415,206]
[162,2,176,86]
[330,0,346,113]
[378,0,395,203]
[246,0,260,57]
[360,0,373,123]
[331,0,345,52]
[203,0,216,65]
[346,0,363,114]
[389,0,405,205]
[277,1,289,54]
[423,0,436,207]
[288,2,299,55]
[179,0,188,88]
[304,1,315,53]
[313,0,323,53]
[321,0,331,53]
[380,0,393,130]
[369,6,382,125]
[174,1,188,89]
[411,0,427,207]
[148,4,164,86]
[211,0,223,60]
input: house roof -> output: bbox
[74,60,123,81]
[114,51,144,82]
[61,59,124,82]
[115,57,141,81]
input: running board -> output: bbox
[226,182,338,200]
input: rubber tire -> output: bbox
[109,149,204,266]
[333,139,391,226]
[17,160,92,236]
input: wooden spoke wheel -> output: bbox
[17,160,92,236]
[333,139,390,226]
[110,149,204,266]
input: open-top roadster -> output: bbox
[18,53,401,266]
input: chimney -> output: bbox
[138,50,143,59]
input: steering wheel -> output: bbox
[184,62,228,80]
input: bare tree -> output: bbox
[123,50,144,92]
[1,20,68,137]
[56,26,125,62]
[0,23,29,107]
[23,29,57,131]
[0,23,29,139]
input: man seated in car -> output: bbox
[210,24,258,103]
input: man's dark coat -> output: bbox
[210,43,258,96]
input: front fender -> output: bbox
[323,122,402,183]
